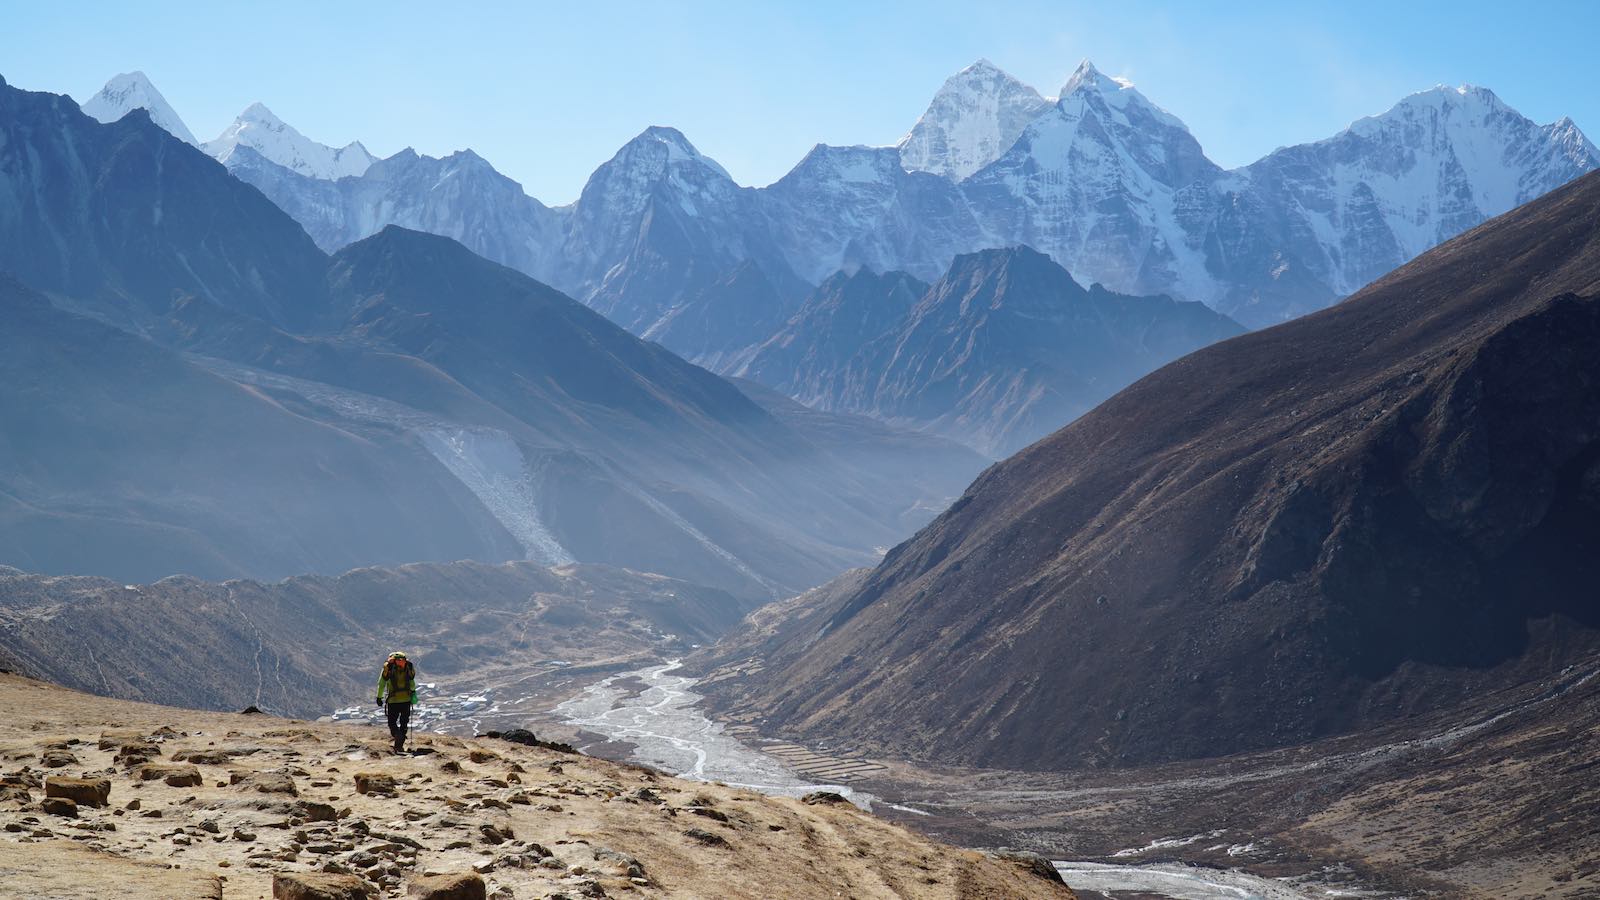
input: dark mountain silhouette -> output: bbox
[0,76,329,331]
[697,170,1600,769]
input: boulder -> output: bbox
[45,776,110,807]
[354,772,398,795]
[39,749,77,767]
[40,797,77,817]
[801,791,850,806]
[406,872,486,900]
[496,729,538,746]
[136,763,203,787]
[271,873,375,900]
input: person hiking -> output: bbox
[376,651,419,754]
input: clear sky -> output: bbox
[3,0,1596,204]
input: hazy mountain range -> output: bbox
[84,63,1598,332]
[0,73,984,592]
[76,63,1596,456]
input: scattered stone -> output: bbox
[172,749,232,765]
[0,784,31,805]
[40,797,77,817]
[406,872,486,900]
[97,730,146,751]
[233,828,258,842]
[682,827,729,847]
[40,749,78,767]
[240,706,265,715]
[198,819,221,834]
[271,872,375,899]
[594,847,645,880]
[467,750,497,764]
[688,806,728,823]
[45,776,110,807]
[990,850,1067,884]
[478,824,509,845]
[296,800,338,821]
[802,791,850,806]
[114,741,162,766]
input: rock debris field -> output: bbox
[0,673,1069,899]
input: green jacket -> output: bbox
[377,658,418,704]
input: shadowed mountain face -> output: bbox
[0,78,978,596]
[734,248,1245,457]
[0,77,329,332]
[697,170,1600,770]
[0,276,520,583]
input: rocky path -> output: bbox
[0,673,1071,899]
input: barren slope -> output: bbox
[698,169,1600,769]
[0,674,1070,899]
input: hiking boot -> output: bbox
[393,734,405,754]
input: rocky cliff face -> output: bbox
[696,170,1600,770]
[735,247,1244,457]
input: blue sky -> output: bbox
[3,0,1597,203]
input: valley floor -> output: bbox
[527,655,1600,899]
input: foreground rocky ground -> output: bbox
[0,674,1071,899]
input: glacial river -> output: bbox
[553,661,1328,900]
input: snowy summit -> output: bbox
[204,102,375,181]
[79,71,199,146]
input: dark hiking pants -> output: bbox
[386,701,412,742]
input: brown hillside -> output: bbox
[0,674,1070,899]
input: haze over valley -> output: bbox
[2,9,1599,897]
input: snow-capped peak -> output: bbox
[624,125,733,179]
[79,71,199,146]
[1057,59,1190,134]
[899,58,1054,180]
[203,102,375,181]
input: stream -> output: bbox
[552,661,1330,900]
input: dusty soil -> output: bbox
[0,673,1072,899]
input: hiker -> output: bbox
[376,651,419,753]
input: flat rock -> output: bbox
[40,796,77,817]
[45,776,110,807]
[136,763,203,787]
[406,872,486,900]
[271,872,375,900]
